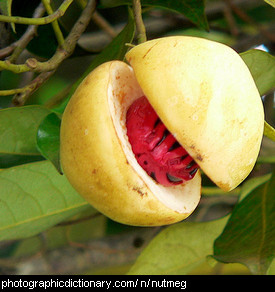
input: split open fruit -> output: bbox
[60,36,264,226]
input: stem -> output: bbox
[8,3,46,63]
[0,0,96,74]
[224,0,239,36]
[0,3,46,61]
[42,0,65,46]
[132,0,147,44]
[91,11,117,38]
[11,0,97,106]
[12,71,56,106]
[0,88,26,96]
[0,60,30,73]
[0,0,73,25]
[227,0,275,42]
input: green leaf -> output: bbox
[37,112,62,174]
[128,217,228,275]
[264,0,275,8]
[0,153,44,169]
[240,50,275,142]
[0,105,50,155]
[240,49,275,96]
[213,171,275,275]
[99,0,208,31]
[264,121,275,142]
[53,7,136,114]
[238,173,272,201]
[267,259,275,275]
[12,208,106,259]
[0,160,90,241]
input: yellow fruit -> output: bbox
[126,36,264,191]
[60,36,264,226]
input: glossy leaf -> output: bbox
[99,0,209,30]
[213,172,275,275]
[0,153,44,169]
[264,121,275,142]
[128,217,228,275]
[240,49,275,142]
[13,208,106,259]
[267,259,275,275]
[0,160,90,241]
[0,105,50,155]
[240,49,275,96]
[37,112,62,174]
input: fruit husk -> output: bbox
[126,36,264,191]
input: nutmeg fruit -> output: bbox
[60,36,264,226]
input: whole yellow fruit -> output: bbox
[60,36,264,226]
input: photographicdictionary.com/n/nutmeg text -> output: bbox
[1,277,188,290]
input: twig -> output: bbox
[44,84,73,108]
[91,11,117,38]
[0,0,73,26]
[224,0,239,37]
[0,88,26,96]
[62,0,96,50]
[10,0,97,106]
[42,0,65,46]
[9,3,46,63]
[0,44,16,60]
[12,70,56,106]
[76,0,116,38]
[0,3,46,61]
[132,0,147,44]
[227,0,275,42]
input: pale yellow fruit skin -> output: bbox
[126,36,264,191]
[60,61,201,226]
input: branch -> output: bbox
[132,0,147,44]
[227,0,275,42]
[8,0,97,106]
[91,11,117,38]
[0,3,46,61]
[0,0,73,25]
[12,71,56,106]
[224,0,239,37]
[42,0,65,46]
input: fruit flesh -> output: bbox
[126,96,199,186]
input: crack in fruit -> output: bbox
[126,96,199,186]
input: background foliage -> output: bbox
[0,0,274,275]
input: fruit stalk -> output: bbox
[132,0,147,44]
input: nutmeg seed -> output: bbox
[126,95,199,186]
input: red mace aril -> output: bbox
[126,96,199,187]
